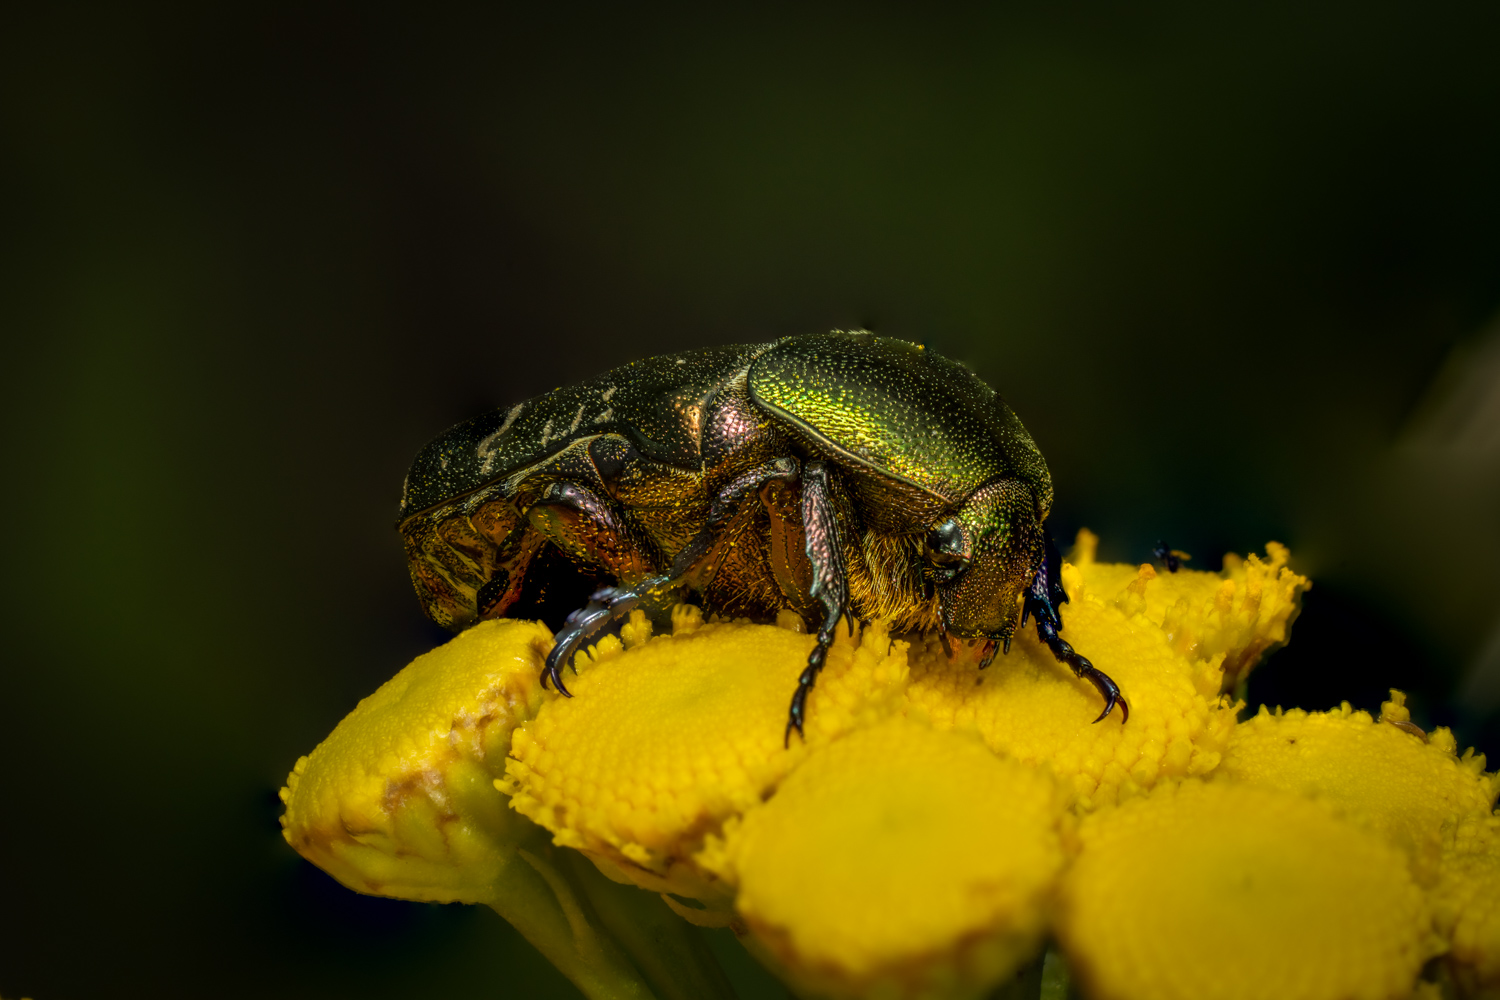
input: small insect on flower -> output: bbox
[1152,540,1192,574]
[396,331,1126,742]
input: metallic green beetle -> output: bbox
[398,330,1126,743]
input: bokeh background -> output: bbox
[3,4,1499,998]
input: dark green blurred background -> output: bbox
[4,4,1499,998]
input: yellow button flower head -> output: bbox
[1057,780,1438,1000]
[283,532,1351,1000]
[504,607,910,904]
[281,618,555,900]
[1068,530,1311,692]
[903,530,1308,809]
[702,716,1066,1000]
[1218,691,1499,882]
[1434,814,1500,994]
[280,618,735,1000]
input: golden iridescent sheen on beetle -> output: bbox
[396,330,1126,740]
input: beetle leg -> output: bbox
[1025,541,1129,723]
[1044,531,1070,614]
[528,481,660,584]
[544,585,651,695]
[543,457,801,694]
[785,460,850,747]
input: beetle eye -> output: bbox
[924,519,970,572]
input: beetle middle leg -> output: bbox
[1021,532,1129,723]
[784,459,852,747]
[542,456,802,694]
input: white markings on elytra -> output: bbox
[475,403,525,475]
[567,403,587,434]
[594,407,614,423]
[601,385,617,402]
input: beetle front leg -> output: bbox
[1023,532,1129,723]
[543,457,801,694]
[785,459,851,747]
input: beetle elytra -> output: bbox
[398,331,1126,743]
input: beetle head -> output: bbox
[926,479,1041,639]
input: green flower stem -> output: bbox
[985,948,1074,1000]
[449,758,736,999]
[562,850,739,1000]
[445,759,661,999]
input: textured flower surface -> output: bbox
[282,533,1500,1000]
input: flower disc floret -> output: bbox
[1219,693,1498,881]
[1068,530,1309,691]
[280,618,554,899]
[504,610,909,899]
[707,716,1066,1000]
[904,562,1238,810]
[1057,781,1436,1000]
[1435,815,1500,993]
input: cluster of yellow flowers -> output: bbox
[280,532,1500,1000]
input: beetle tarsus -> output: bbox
[543,457,802,694]
[785,653,822,746]
[977,638,998,670]
[543,585,649,694]
[1026,529,1128,723]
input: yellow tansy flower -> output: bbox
[1057,780,1439,1000]
[903,532,1304,809]
[1434,814,1500,995]
[503,607,910,906]
[281,618,554,902]
[701,716,1067,1000]
[1068,529,1311,693]
[1218,692,1499,883]
[279,618,734,1000]
[287,533,1500,1000]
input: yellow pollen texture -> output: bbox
[1218,694,1499,882]
[1058,781,1436,1000]
[902,530,1310,809]
[1068,530,1310,691]
[504,610,909,896]
[1435,815,1500,993]
[279,618,555,900]
[710,716,1065,1000]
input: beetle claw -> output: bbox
[1089,679,1128,724]
[1025,566,1129,724]
[541,660,574,698]
[543,582,651,694]
[977,639,998,670]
